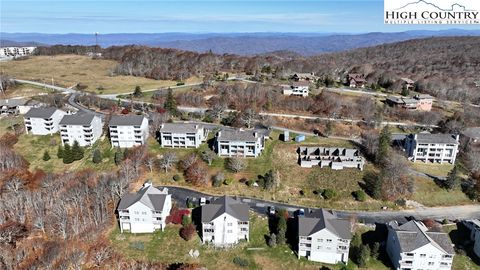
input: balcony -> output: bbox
[83,129,93,133]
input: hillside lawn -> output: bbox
[0,55,201,94]
[2,83,53,98]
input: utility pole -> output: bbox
[95,32,99,55]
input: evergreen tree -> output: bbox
[276,209,288,245]
[133,85,143,97]
[263,170,275,191]
[63,144,73,164]
[57,145,64,158]
[445,164,460,191]
[71,140,84,161]
[324,121,334,137]
[401,86,410,97]
[164,88,177,115]
[114,147,124,165]
[376,125,391,166]
[92,148,102,164]
[42,150,51,161]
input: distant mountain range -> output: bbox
[1,29,480,56]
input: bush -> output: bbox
[179,224,196,241]
[181,215,191,226]
[42,150,51,161]
[212,172,225,187]
[246,180,255,187]
[353,190,367,202]
[166,207,191,224]
[173,174,182,182]
[232,257,249,268]
[267,233,277,247]
[226,157,246,173]
[223,178,233,185]
[322,189,337,200]
[92,149,102,164]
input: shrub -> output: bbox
[181,215,191,226]
[212,172,225,187]
[166,207,191,224]
[179,224,196,241]
[267,233,277,247]
[232,257,249,268]
[173,174,182,182]
[42,150,51,161]
[223,178,233,185]
[57,145,64,158]
[246,180,255,187]
[353,190,367,202]
[92,149,102,164]
[322,189,337,200]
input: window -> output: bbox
[141,211,147,215]
[318,239,323,242]
[134,211,139,214]
[227,223,232,226]
[134,218,139,221]
[326,239,332,243]
[428,262,434,266]
[227,230,232,233]
[420,254,426,258]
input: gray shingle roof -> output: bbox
[0,98,27,107]
[388,220,454,254]
[117,185,168,211]
[411,133,459,145]
[201,196,249,223]
[24,107,58,118]
[298,209,352,239]
[217,129,262,142]
[160,123,202,133]
[109,115,145,126]
[59,112,96,126]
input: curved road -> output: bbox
[163,186,480,224]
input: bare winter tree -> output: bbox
[240,108,257,128]
[226,157,247,173]
[159,152,177,173]
[200,149,217,166]
[380,153,414,201]
[144,154,157,173]
[181,153,198,170]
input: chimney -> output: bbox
[195,124,199,129]
[161,124,164,129]
[217,131,221,137]
[414,134,418,141]
[143,181,152,188]
[455,134,460,142]
[254,132,258,138]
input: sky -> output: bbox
[1,0,478,33]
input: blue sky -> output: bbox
[1,0,478,33]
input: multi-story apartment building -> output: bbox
[117,183,172,233]
[463,219,480,259]
[108,115,149,148]
[298,147,365,170]
[214,129,266,158]
[297,209,352,264]
[405,133,460,164]
[24,107,66,135]
[158,123,207,148]
[282,81,310,97]
[0,47,36,57]
[59,112,103,147]
[386,220,454,270]
[201,196,249,246]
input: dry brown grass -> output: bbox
[0,55,200,94]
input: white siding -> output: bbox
[60,116,103,147]
[109,117,149,148]
[298,229,350,264]
[202,213,249,246]
[24,109,66,135]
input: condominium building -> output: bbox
[59,112,103,147]
[108,115,149,148]
[117,183,172,233]
[158,123,207,148]
[214,129,266,158]
[386,220,454,270]
[24,107,66,135]
[405,133,460,164]
[282,81,310,97]
[297,209,352,264]
[298,147,365,170]
[201,196,249,246]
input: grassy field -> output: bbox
[411,162,454,177]
[0,55,201,94]
[13,132,116,173]
[411,177,472,207]
[110,213,342,270]
[149,133,396,211]
[0,116,23,137]
[3,83,53,98]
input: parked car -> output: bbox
[268,206,276,215]
[297,208,305,217]
[200,197,207,206]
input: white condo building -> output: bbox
[297,209,352,264]
[158,123,207,148]
[386,220,454,270]
[24,107,66,135]
[282,81,310,97]
[201,196,249,246]
[109,115,149,148]
[59,112,103,147]
[405,133,460,164]
[0,47,36,57]
[214,129,267,158]
[117,183,172,233]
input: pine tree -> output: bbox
[376,125,391,166]
[133,85,143,97]
[114,147,124,165]
[63,144,73,164]
[445,164,460,191]
[164,88,177,115]
[92,149,102,164]
[57,145,64,158]
[71,140,84,161]
[401,86,410,97]
[42,150,51,161]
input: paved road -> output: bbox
[163,186,480,224]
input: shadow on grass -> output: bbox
[449,222,480,266]
[361,223,393,269]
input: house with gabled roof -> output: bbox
[297,209,352,264]
[117,183,172,233]
[108,115,149,148]
[347,73,366,88]
[386,220,454,270]
[201,196,249,246]
[24,107,67,135]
